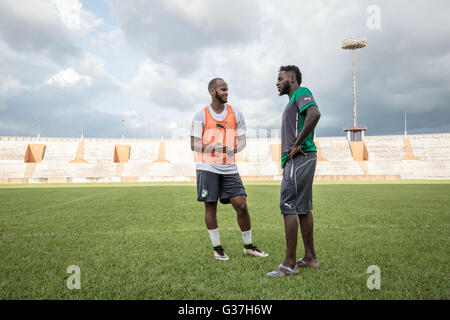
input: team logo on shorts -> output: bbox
[201,189,208,198]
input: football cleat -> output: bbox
[243,244,269,257]
[213,245,229,261]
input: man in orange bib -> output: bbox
[190,78,268,261]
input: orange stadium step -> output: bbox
[70,140,88,163]
[402,138,420,160]
[153,141,170,163]
[314,139,328,161]
[349,141,369,161]
[24,144,45,163]
[114,145,130,163]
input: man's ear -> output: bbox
[289,73,296,84]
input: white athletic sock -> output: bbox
[207,228,221,247]
[241,229,252,245]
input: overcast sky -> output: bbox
[0,0,449,139]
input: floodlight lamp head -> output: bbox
[342,37,367,50]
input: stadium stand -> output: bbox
[0,133,449,183]
[316,137,353,161]
[364,135,406,160]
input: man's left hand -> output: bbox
[287,144,305,162]
[225,146,236,157]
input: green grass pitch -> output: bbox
[1,181,449,299]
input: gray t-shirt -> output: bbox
[190,104,246,174]
[280,87,318,168]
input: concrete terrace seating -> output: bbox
[317,137,353,161]
[121,162,195,181]
[33,162,117,178]
[400,159,450,179]
[366,160,402,176]
[408,133,450,160]
[0,162,28,178]
[315,160,365,176]
[128,140,160,162]
[1,134,450,183]
[40,140,79,162]
[364,135,405,160]
[0,139,31,161]
[244,138,275,162]
[83,140,116,163]
[165,139,195,163]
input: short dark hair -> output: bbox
[279,65,302,85]
[208,78,223,92]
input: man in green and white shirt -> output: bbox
[280,86,318,169]
[267,65,321,277]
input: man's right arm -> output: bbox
[190,136,227,153]
[190,111,212,153]
[191,136,210,152]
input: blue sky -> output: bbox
[0,0,449,139]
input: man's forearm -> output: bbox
[233,136,246,153]
[193,143,217,153]
[192,139,230,154]
[191,136,246,154]
[191,137,216,153]
[294,107,321,147]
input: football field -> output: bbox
[1,181,449,300]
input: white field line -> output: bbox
[1,227,215,239]
[1,223,449,239]
[2,194,100,218]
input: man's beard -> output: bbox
[215,92,227,103]
[279,82,290,96]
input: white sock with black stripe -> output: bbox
[241,229,252,246]
[207,228,221,247]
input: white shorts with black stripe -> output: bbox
[280,152,317,215]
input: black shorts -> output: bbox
[280,152,317,214]
[196,170,247,204]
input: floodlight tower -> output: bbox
[342,37,367,141]
[121,119,125,141]
[37,117,41,140]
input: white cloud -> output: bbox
[162,0,258,35]
[123,109,143,129]
[128,58,203,109]
[162,0,209,26]
[106,0,262,63]
[49,0,82,30]
[46,68,93,87]
[80,52,123,90]
[0,75,30,97]
[88,28,125,52]
[49,0,103,31]
[0,1,77,62]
